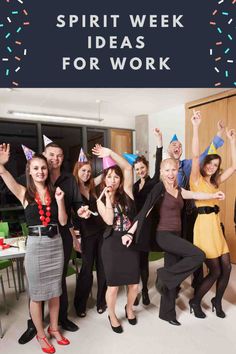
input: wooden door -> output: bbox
[110,129,133,155]
[225,96,236,257]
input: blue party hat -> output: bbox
[170,134,179,143]
[122,153,138,166]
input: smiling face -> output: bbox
[203,158,220,177]
[43,146,64,170]
[160,158,178,186]
[168,141,183,160]
[78,163,92,183]
[28,157,48,183]
[134,161,148,179]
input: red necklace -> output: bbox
[35,188,51,227]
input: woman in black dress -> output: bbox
[73,157,107,317]
[0,144,69,353]
[92,145,139,333]
[133,128,162,305]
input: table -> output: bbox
[0,239,26,293]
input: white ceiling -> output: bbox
[0,88,228,127]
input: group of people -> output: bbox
[0,110,235,352]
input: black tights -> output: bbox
[193,253,231,304]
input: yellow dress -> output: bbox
[190,175,229,259]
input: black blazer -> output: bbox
[132,181,165,251]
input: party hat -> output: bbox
[78,148,88,162]
[21,145,35,160]
[170,134,179,143]
[208,142,217,155]
[43,135,53,147]
[102,156,116,170]
[123,153,138,165]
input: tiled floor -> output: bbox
[1,259,236,354]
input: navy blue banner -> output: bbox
[0,0,235,87]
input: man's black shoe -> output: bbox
[18,320,37,344]
[60,318,79,332]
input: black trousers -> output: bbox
[156,231,205,321]
[74,232,107,313]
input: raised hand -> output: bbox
[92,144,111,158]
[226,128,236,142]
[191,110,201,126]
[0,143,10,165]
[55,186,65,201]
[154,128,162,138]
[217,120,225,137]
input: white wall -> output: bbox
[148,104,185,176]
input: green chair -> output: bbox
[149,252,164,262]
[66,249,81,277]
[0,223,9,238]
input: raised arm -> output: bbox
[190,111,201,184]
[218,128,236,184]
[181,188,225,201]
[55,187,68,226]
[152,128,163,182]
[0,143,26,205]
[92,144,133,197]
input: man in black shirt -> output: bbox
[18,143,86,344]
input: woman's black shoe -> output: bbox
[108,316,123,333]
[97,305,107,314]
[168,319,181,326]
[142,290,150,305]
[189,299,206,318]
[125,305,137,325]
[211,298,226,318]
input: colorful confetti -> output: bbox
[210,0,236,86]
[0,0,30,86]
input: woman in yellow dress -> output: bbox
[189,111,236,318]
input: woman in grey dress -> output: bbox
[0,144,69,353]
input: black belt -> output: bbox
[197,205,220,215]
[28,224,59,238]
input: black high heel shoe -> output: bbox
[108,316,123,333]
[125,305,137,325]
[189,299,206,318]
[211,298,226,318]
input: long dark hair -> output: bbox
[73,160,96,197]
[100,165,132,213]
[25,154,54,203]
[200,154,222,188]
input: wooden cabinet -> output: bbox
[185,89,236,262]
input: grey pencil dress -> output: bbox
[24,201,64,301]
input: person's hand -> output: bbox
[0,143,10,165]
[73,236,81,253]
[78,205,91,219]
[191,110,201,126]
[55,187,65,201]
[104,186,113,199]
[226,128,235,142]
[154,128,162,138]
[217,120,225,138]
[121,234,133,247]
[92,144,111,158]
[214,191,225,201]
